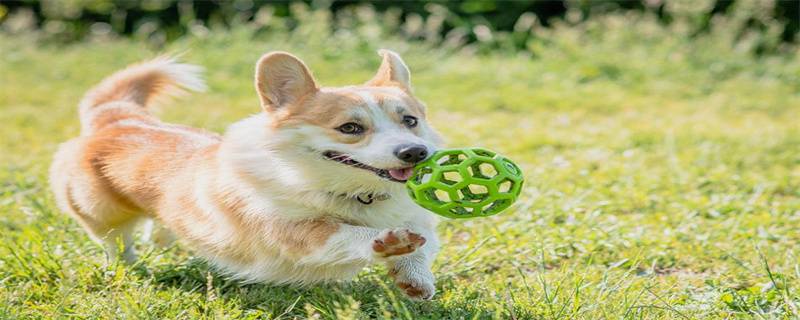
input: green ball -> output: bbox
[406,148,524,219]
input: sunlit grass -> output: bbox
[1,11,799,318]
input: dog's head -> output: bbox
[250,50,442,194]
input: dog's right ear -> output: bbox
[255,52,318,112]
[366,49,411,91]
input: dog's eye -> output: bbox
[337,122,365,135]
[402,116,418,128]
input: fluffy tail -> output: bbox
[78,56,206,132]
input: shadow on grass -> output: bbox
[131,257,507,319]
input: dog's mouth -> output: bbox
[323,151,414,183]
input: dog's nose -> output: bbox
[394,144,429,163]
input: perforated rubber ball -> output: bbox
[406,148,524,219]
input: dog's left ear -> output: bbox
[255,52,319,112]
[366,49,411,90]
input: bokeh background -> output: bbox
[2,0,799,50]
[1,0,799,319]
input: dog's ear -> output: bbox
[255,52,318,112]
[366,49,411,90]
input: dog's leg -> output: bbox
[142,218,176,248]
[293,221,435,299]
[294,223,427,267]
[100,221,139,264]
[385,227,439,300]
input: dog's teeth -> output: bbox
[323,151,405,183]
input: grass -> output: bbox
[1,10,800,319]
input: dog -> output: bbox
[49,50,442,300]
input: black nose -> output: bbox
[394,144,429,163]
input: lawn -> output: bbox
[1,12,799,319]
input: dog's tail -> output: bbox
[78,56,206,133]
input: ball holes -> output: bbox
[441,170,463,185]
[421,188,444,204]
[437,152,468,166]
[473,149,496,157]
[468,184,488,195]
[478,162,498,178]
[482,199,511,215]
[498,179,512,193]
[460,184,490,203]
[468,161,499,180]
[412,167,433,184]
[449,206,471,216]
[434,189,452,202]
[467,165,477,178]
[503,159,520,175]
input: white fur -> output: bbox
[198,85,442,291]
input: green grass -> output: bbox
[1,11,800,319]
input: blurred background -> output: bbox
[1,0,798,52]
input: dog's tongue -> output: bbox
[388,167,414,181]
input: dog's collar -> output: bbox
[329,191,391,205]
[355,193,390,205]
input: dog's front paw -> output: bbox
[372,228,426,258]
[389,267,436,300]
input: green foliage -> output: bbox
[1,6,799,319]
[0,0,797,52]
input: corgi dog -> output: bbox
[49,50,442,300]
